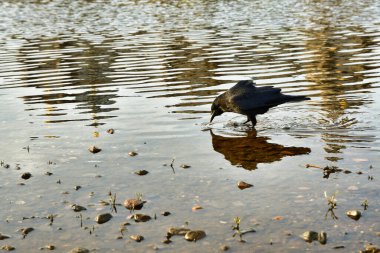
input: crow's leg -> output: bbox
[248,115,257,127]
[243,117,250,124]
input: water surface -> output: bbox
[0,0,379,252]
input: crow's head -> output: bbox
[210,97,224,122]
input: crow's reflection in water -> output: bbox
[211,130,311,170]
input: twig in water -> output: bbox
[170,158,175,174]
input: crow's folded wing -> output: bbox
[229,87,283,111]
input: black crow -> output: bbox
[210,80,310,126]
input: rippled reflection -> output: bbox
[211,130,311,170]
[0,0,379,161]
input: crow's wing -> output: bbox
[228,86,283,111]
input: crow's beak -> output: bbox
[210,110,216,123]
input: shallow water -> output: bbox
[0,0,380,252]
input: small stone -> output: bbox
[237,181,253,190]
[220,245,229,251]
[21,172,32,180]
[130,235,144,242]
[161,211,171,216]
[129,214,151,222]
[180,164,191,169]
[346,210,361,220]
[45,245,55,250]
[20,227,34,236]
[74,186,81,191]
[1,245,15,251]
[360,245,380,253]
[184,230,206,241]
[116,236,123,240]
[71,204,87,212]
[124,199,145,210]
[318,231,327,244]
[301,231,319,243]
[167,227,190,236]
[45,172,53,176]
[107,129,115,134]
[134,170,149,176]
[88,146,101,154]
[95,213,112,224]
[272,216,284,221]
[162,239,172,244]
[67,247,90,253]
[128,151,138,156]
[0,233,10,240]
[192,205,203,211]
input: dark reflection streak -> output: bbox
[210,130,311,170]
[15,38,120,126]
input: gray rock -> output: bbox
[318,231,327,244]
[346,210,361,220]
[167,227,190,236]
[301,231,319,243]
[130,235,144,242]
[95,213,112,224]
[72,204,87,212]
[0,233,10,240]
[184,230,206,241]
[67,247,90,253]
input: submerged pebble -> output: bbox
[123,199,145,210]
[130,235,144,242]
[301,231,319,243]
[95,213,112,224]
[161,211,171,216]
[184,230,206,241]
[71,204,87,212]
[0,233,10,240]
[167,227,190,236]
[20,227,34,237]
[44,245,55,250]
[220,245,229,251]
[301,231,327,244]
[88,146,101,154]
[128,151,138,156]
[107,129,115,134]
[1,245,15,251]
[192,205,203,211]
[318,231,327,244]
[129,214,151,222]
[21,172,32,180]
[237,181,253,190]
[360,245,380,253]
[67,247,90,253]
[134,170,149,176]
[346,210,361,220]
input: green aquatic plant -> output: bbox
[109,191,117,213]
[324,191,338,220]
[324,191,338,209]
[135,192,143,201]
[232,217,244,242]
[361,199,369,210]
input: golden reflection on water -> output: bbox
[0,0,379,162]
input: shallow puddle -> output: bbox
[0,0,379,252]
